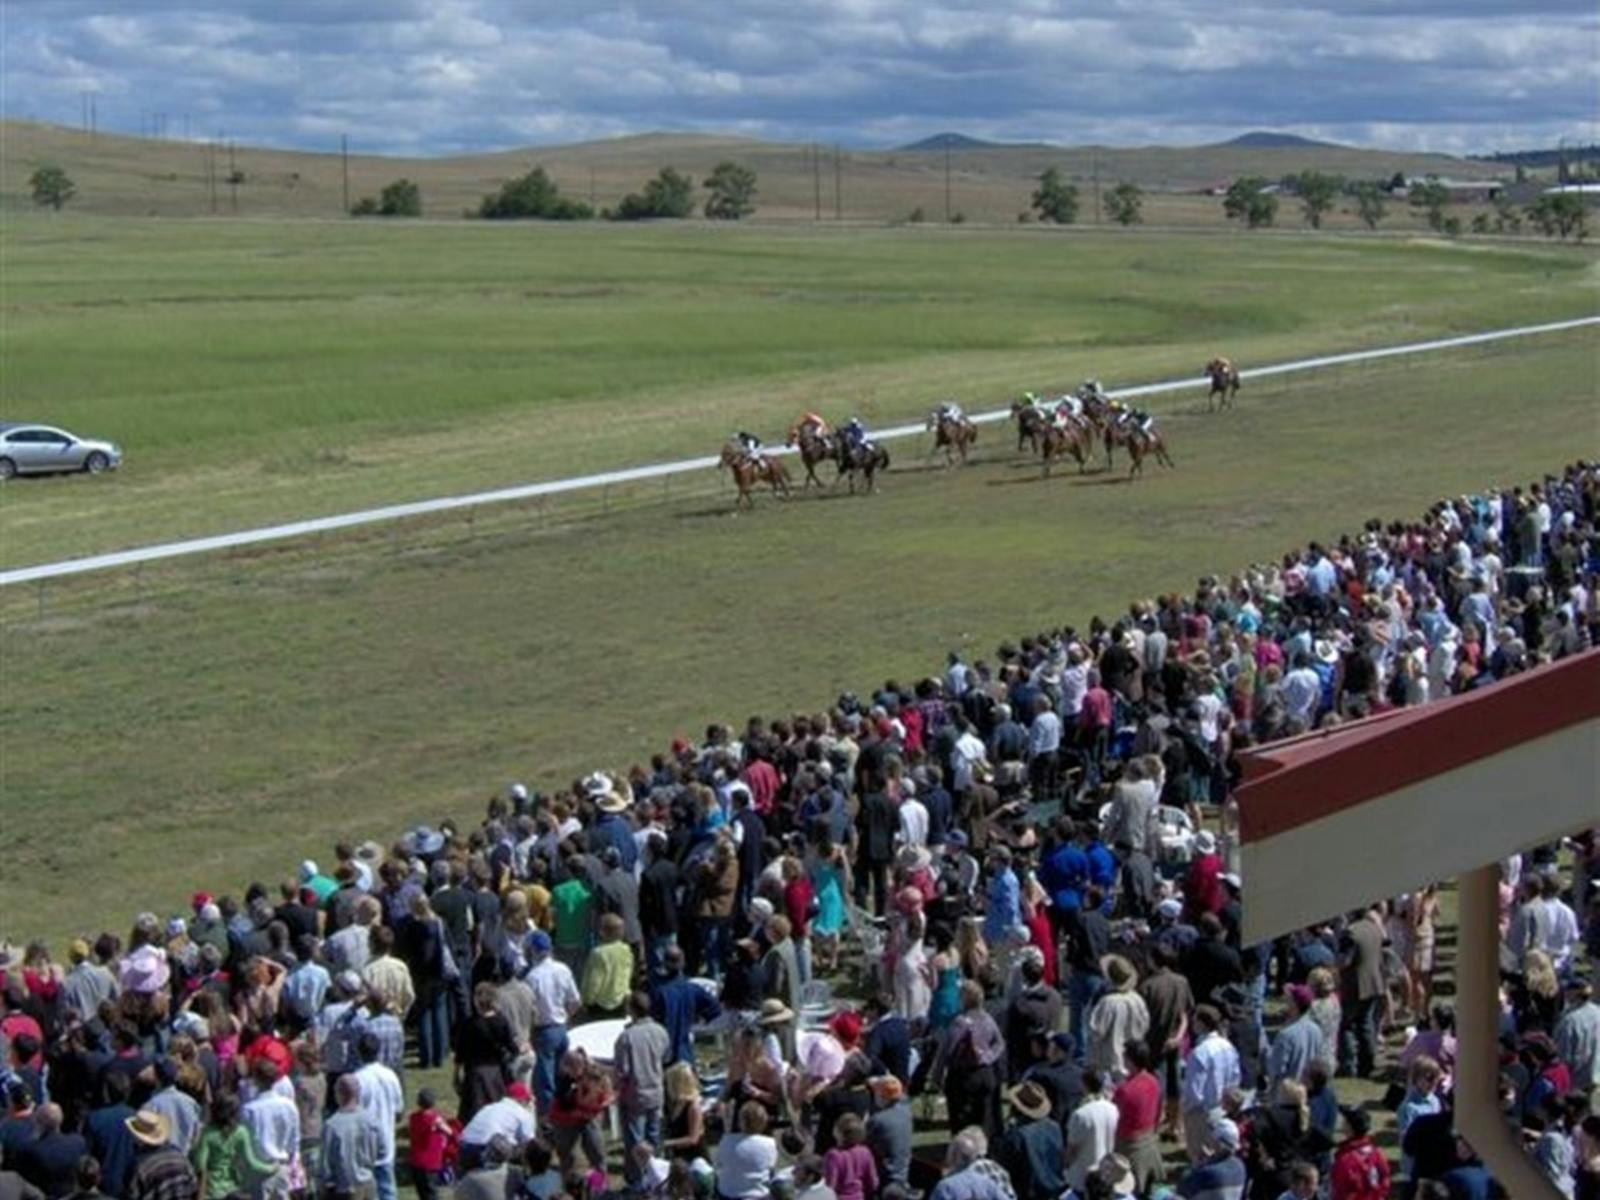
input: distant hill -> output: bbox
[0,120,1506,225]
[1222,131,1344,149]
[897,133,1006,152]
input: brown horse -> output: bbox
[835,437,891,494]
[1011,400,1052,454]
[1079,394,1123,469]
[1205,357,1240,411]
[1038,417,1094,477]
[1122,424,1176,478]
[785,418,838,489]
[719,443,791,508]
[926,409,978,466]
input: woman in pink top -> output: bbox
[821,1113,879,1200]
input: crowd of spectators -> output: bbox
[0,463,1596,1200]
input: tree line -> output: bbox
[20,160,1591,241]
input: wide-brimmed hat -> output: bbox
[1102,954,1138,991]
[1008,1081,1051,1121]
[757,999,794,1026]
[597,790,629,814]
[355,840,383,863]
[1313,638,1340,664]
[1193,830,1217,855]
[126,1110,171,1147]
[1097,1153,1137,1194]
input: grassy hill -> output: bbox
[1,120,1504,225]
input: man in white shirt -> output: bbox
[242,1060,302,1200]
[351,1032,403,1200]
[951,719,989,795]
[1181,1007,1242,1165]
[1280,654,1322,728]
[457,1083,537,1169]
[1064,1068,1119,1194]
[522,930,581,1114]
[897,786,929,852]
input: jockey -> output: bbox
[1077,378,1106,404]
[734,431,767,464]
[1128,408,1156,435]
[797,410,830,436]
[937,400,964,423]
[1054,393,1084,425]
[842,417,869,451]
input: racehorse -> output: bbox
[1078,394,1123,469]
[785,417,838,489]
[1205,357,1240,411]
[926,409,978,466]
[719,442,791,508]
[1011,400,1052,454]
[835,437,891,494]
[1037,416,1094,477]
[1121,423,1176,478]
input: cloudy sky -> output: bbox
[4,0,1596,156]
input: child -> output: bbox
[406,1088,459,1200]
[1275,1161,1318,1200]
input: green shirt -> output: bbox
[193,1124,274,1200]
[551,879,593,949]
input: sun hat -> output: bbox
[757,999,794,1026]
[1194,830,1217,855]
[1102,954,1138,992]
[509,782,529,802]
[125,1110,172,1148]
[1097,1154,1137,1194]
[597,791,629,814]
[582,772,614,798]
[1008,1080,1052,1121]
[355,840,383,863]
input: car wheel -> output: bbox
[0,457,15,480]
[85,451,110,474]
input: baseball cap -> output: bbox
[527,930,552,954]
[506,1082,532,1103]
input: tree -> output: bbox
[1353,182,1387,230]
[478,167,592,220]
[1525,192,1588,240]
[610,167,694,220]
[1223,177,1278,228]
[1296,171,1342,228]
[29,165,75,210]
[1408,179,1449,231]
[349,196,380,217]
[702,161,757,220]
[1103,181,1143,226]
[906,206,926,223]
[1470,213,1491,235]
[1030,167,1079,224]
[379,178,421,216]
[1492,197,1522,235]
[1387,171,1408,192]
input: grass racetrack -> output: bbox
[2,217,1596,569]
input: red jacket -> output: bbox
[1330,1135,1390,1200]
[407,1110,460,1172]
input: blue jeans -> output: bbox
[1068,970,1106,1058]
[532,1024,569,1113]
[372,1162,397,1200]
[621,1107,662,1183]
[702,918,731,981]
[415,991,449,1069]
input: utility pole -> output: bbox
[1092,151,1102,224]
[341,134,350,214]
[228,139,239,213]
[833,143,842,220]
[81,92,89,135]
[589,166,596,210]
[944,141,952,222]
[90,96,96,139]
[812,143,822,221]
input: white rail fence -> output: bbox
[3,314,1595,589]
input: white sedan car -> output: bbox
[0,422,123,479]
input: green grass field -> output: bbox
[0,313,1594,941]
[2,216,1595,569]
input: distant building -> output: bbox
[1397,177,1505,202]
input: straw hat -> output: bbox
[1008,1081,1052,1121]
[757,999,794,1026]
[125,1110,172,1148]
[1102,954,1138,992]
[597,790,629,814]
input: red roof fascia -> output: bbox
[1237,647,1600,844]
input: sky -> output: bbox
[3,0,1597,157]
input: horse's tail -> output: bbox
[879,445,891,471]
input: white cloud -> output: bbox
[1,1,1594,155]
